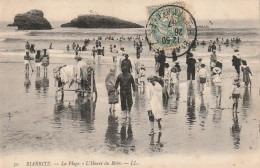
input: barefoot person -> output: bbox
[138,64,146,92]
[24,51,30,71]
[212,67,222,97]
[230,78,242,112]
[198,63,209,95]
[121,54,132,73]
[41,49,50,75]
[210,50,217,71]
[115,67,135,118]
[105,66,118,113]
[186,52,196,84]
[241,60,253,87]
[35,50,42,74]
[232,49,241,76]
[92,47,96,61]
[146,76,163,135]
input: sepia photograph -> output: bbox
[0,0,259,167]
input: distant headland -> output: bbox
[61,14,144,28]
[7,9,52,30]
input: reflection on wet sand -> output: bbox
[167,84,180,113]
[54,94,96,132]
[120,118,134,154]
[41,74,49,93]
[35,72,41,92]
[230,110,241,149]
[241,88,251,120]
[105,113,119,151]
[198,95,209,130]
[149,131,163,152]
[213,85,222,124]
[35,72,49,97]
[24,71,31,92]
[105,116,135,154]
[186,82,196,129]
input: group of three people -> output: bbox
[24,42,50,73]
[105,54,164,135]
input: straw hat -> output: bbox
[213,67,221,74]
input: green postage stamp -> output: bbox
[146,2,197,54]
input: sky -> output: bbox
[0,0,259,22]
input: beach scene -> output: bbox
[0,0,259,167]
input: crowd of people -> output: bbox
[104,39,252,136]
[24,34,253,137]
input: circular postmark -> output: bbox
[146,4,197,57]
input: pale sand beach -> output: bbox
[0,41,259,157]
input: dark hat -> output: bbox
[147,75,154,81]
[234,49,239,52]
[74,56,82,60]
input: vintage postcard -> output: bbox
[0,0,259,167]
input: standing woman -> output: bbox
[146,76,164,135]
[232,49,241,76]
[158,50,166,77]
[41,49,50,76]
[105,66,118,113]
[241,60,252,87]
[35,50,42,74]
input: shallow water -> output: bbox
[0,54,259,156]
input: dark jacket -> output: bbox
[172,50,177,62]
[232,56,241,66]
[216,61,223,69]
[121,59,132,72]
[174,64,181,72]
[115,72,135,93]
[186,57,196,70]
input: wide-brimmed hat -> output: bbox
[213,67,221,74]
[201,63,206,67]
[141,64,145,68]
[175,61,179,64]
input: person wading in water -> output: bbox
[115,67,135,119]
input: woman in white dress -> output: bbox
[146,76,164,135]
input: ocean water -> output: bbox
[0,21,259,156]
[0,21,259,60]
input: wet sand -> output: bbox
[0,50,259,157]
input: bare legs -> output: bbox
[233,98,239,112]
[148,110,162,135]
[25,64,29,72]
